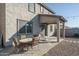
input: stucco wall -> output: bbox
[0,3,5,47]
[47,24,55,37]
[5,3,53,46]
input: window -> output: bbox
[40,6,44,13]
[50,25,53,32]
[19,26,26,34]
[26,22,33,34]
[19,22,33,35]
[28,3,35,13]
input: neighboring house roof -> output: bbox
[38,3,55,14]
[65,27,79,29]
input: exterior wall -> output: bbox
[47,24,55,37]
[5,3,53,46]
[48,11,53,15]
[40,24,56,37]
[43,8,49,14]
[0,3,6,46]
[40,15,58,37]
[43,9,55,37]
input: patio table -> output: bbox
[19,38,32,43]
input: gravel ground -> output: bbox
[44,38,79,56]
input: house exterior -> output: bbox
[63,28,79,37]
[0,3,66,47]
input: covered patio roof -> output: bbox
[39,14,67,24]
[38,14,66,42]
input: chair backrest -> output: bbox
[13,37,20,47]
[32,34,40,46]
[33,34,40,40]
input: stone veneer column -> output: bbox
[62,22,65,39]
[57,20,60,42]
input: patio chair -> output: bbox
[13,37,22,52]
[20,34,40,49]
[13,37,31,53]
[12,36,40,53]
[31,34,40,49]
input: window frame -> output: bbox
[28,3,35,13]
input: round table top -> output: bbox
[19,38,32,43]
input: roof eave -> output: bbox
[38,3,55,14]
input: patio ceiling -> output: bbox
[39,14,66,24]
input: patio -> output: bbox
[0,37,64,56]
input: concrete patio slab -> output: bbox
[0,38,64,56]
[44,38,79,56]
